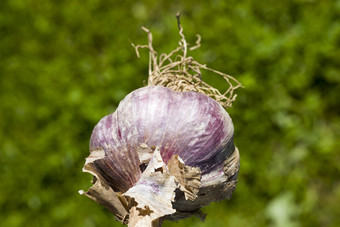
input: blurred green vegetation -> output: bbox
[1,0,340,226]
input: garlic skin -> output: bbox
[83,86,239,225]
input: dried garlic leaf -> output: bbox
[80,149,129,223]
[137,143,154,164]
[128,207,164,227]
[224,147,240,178]
[84,148,105,165]
[81,145,239,225]
[171,147,239,213]
[167,155,201,201]
[124,147,177,226]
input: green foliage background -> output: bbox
[1,0,340,226]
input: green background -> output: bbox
[1,0,340,226]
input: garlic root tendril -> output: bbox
[131,12,242,108]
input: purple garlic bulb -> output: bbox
[81,86,239,226]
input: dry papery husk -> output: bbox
[80,15,241,227]
[80,144,239,227]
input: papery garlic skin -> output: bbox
[90,86,235,192]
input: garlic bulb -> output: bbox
[81,17,241,226]
[81,86,239,226]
